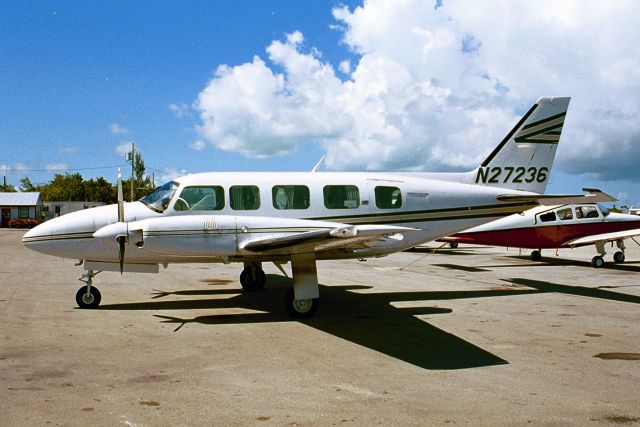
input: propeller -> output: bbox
[92,169,144,274]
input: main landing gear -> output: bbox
[239,258,320,319]
[239,261,267,291]
[530,249,542,262]
[591,240,626,268]
[76,270,101,309]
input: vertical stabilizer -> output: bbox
[472,97,570,194]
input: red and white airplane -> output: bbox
[439,198,640,267]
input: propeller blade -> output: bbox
[117,169,124,222]
[117,235,126,275]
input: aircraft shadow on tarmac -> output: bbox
[98,273,639,371]
[503,278,640,304]
[487,255,640,272]
[98,275,553,371]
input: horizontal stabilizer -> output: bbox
[496,188,616,205]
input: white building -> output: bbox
[0,192,43,227]
[43,201,106,220]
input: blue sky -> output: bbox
[2,1,640,206]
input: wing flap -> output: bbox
[240,224,416,253]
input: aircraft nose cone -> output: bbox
[22,221,52,244]
[22,209,97,257]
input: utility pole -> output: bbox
[130,142,135,202]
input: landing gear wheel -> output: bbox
[448,242,459,249]
[613,251,625,264]
[75,286,101,309]
[239,267,266,291]
[530,250,542,261]
[591,255,605,268]
[285,288,319,319]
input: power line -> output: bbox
[3,164,129,173]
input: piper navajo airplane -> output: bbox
[22,96,610,318]
[439,201,640,267]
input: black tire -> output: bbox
[448,242,459,249]
[239,267,266,291]
[75,286,101,309]
[591,256,604,268]
[613,251,625,264]
[284,288,319,319]
[530,250,542,261]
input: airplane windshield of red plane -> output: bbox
[139,181,179,213]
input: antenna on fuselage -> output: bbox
[311,154,326,172]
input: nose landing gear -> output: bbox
[76,270,102,309]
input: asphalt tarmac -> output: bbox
[1,228,639,426]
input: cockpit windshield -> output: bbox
[599,204,610,217]
[139,181,179,213]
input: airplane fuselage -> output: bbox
[445,204,640,249]
[23,172,537,265]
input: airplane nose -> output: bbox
[22,210,97,257]
[22,221,52,244]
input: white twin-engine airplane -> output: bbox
[23,96,611,318]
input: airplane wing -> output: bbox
[565,228,640,247]
[240,224,416,254]
[496,188,616,205]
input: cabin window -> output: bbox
[230,185,260,210]
[576,205,599,219]
[174,186,224,211]
[272,185,310,210]
[375,186,402,209]
[539,211,556,222]
[323,185,360,209]
[18,207,29,218]
[557,207,573,221]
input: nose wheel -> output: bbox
[76,270,102,308]
[75,286,101,308]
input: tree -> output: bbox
[19,177,37,192]
[125,151,154,201]
[84,177,116,204]
[39,173,86,201]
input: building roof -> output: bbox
[0,192,42,206]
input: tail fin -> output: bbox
[472,97,570,194]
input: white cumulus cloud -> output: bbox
[110,123,131,135]
[115,141,134,158]
[169,103,191,118]
[45,162,69,171]
[159,168,188,182]
[189,140,206,151]
[193,0,640,179]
